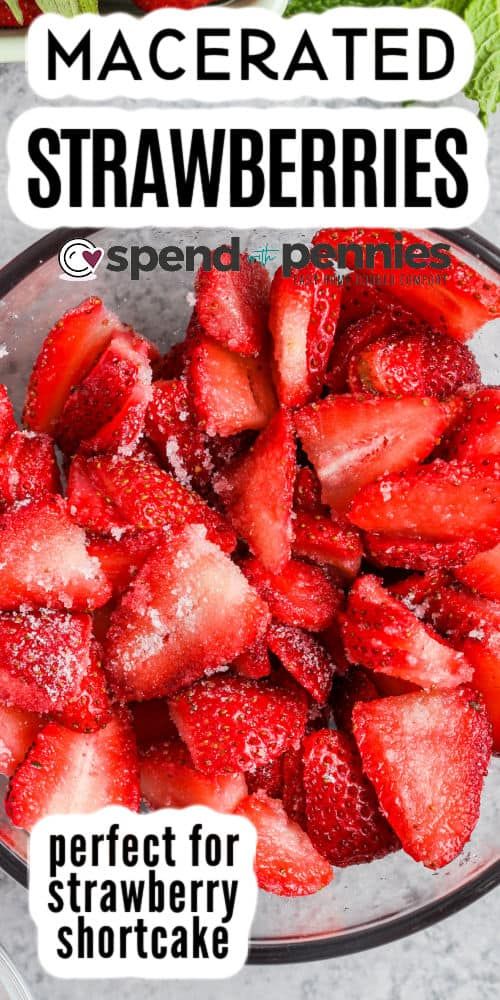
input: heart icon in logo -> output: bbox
[82,248,104,270]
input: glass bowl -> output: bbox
[0,226,499,964]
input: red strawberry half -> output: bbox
[0,386,16,445]
[145,379,213,491]
[292,510,362,580]
[295,395,453,513]
[67,454,235,553]
[140,739,247,812]
[195,254,270,356]
[169,674,307,774]
[267,623,336,703]
[0,610,111,730]
[313,229,500,342]
[341,575,471,690]
[455,543,500,602]
[6,711,140,832]
[0,705,42,778]
[235,790,333,896]
[105,525,270,700]
[242,557,341,631]
[214,409,296,572]
[187,332,277,438]
[23,298,126,434]
[303,729,399,866]
[350,459,500,547]
[348,330,480,398]
[447,387,500,461]
[0,497,111,611]
[57,330,154,455]
[352,688,492,868]
[269,264,341,407]
[0,431,60,510]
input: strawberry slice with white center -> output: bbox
[0,610,111,729]
[105,524,270,701]
[67,453,236,553]
[341,575,472,690]
[6,711,140,832]
[235,791,332,896]
[195,254,270,356]
[454,542,500,602]
[187,331,277,438]
[295,395,454,513]
[169,674,307,774]
[352,688,492,868]
[23,298,127,434]
[269,264,341,407]
[57,330,155,456]
[140,739,248,812]
[313,229,500,342]
[350,459,500,547]
[0,431,60,510]
[0,704,42,777]
[214,409,296,571]
[0,496,111,611]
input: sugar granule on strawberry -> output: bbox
[169,673,308,775]
[303,729,399,866]
[267,622,336,704]
[195,254,270,357]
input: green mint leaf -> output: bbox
[35,0,98,14]
[463,0,500,124]
[2,0,25,24]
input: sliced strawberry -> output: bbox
[105,525,270,701]
[214,410,295,572]
[86,531,162,596]
[447,388,500,461]
[281,745,306,827]
[57,330,154,456]
[187,333,277,438]
[326,307,422,393]
[0,386,16,446]
[235,791,332,896]
[60,641,112,733]
[24,298,126,434]
[0,704,42,778]
[455,543,500,602]
[462,636,500,752]
[0,497,111,611]
[293,466,325,515]
[341,575,471,690]
[195,254,270,356]
[352,688,492,868]
[336,280,388,332]
[303,729,399,867]
[332,667,379,734]
[169,674,307,774]
[423,582,500,647]
[0,611,110,729]
[348,330,480,397]
[232,638,272,680]
[67,454,235,553]
[269,265,341,407]
[363,533,482,572]
[350,460,500,547]
[0,431,60,510]
[145,379,213,490]
[6,711,140,832]
[140,739,247,812]
[245,756,283,798]
[242,557,341,631]
[295,396,453,513]
[292,511,362,580]
[313,229,500,342]
[131,699,178,749]
[267,623,335,703]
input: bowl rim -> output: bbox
[0,224,499,965]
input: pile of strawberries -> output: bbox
[0,227,499,897]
